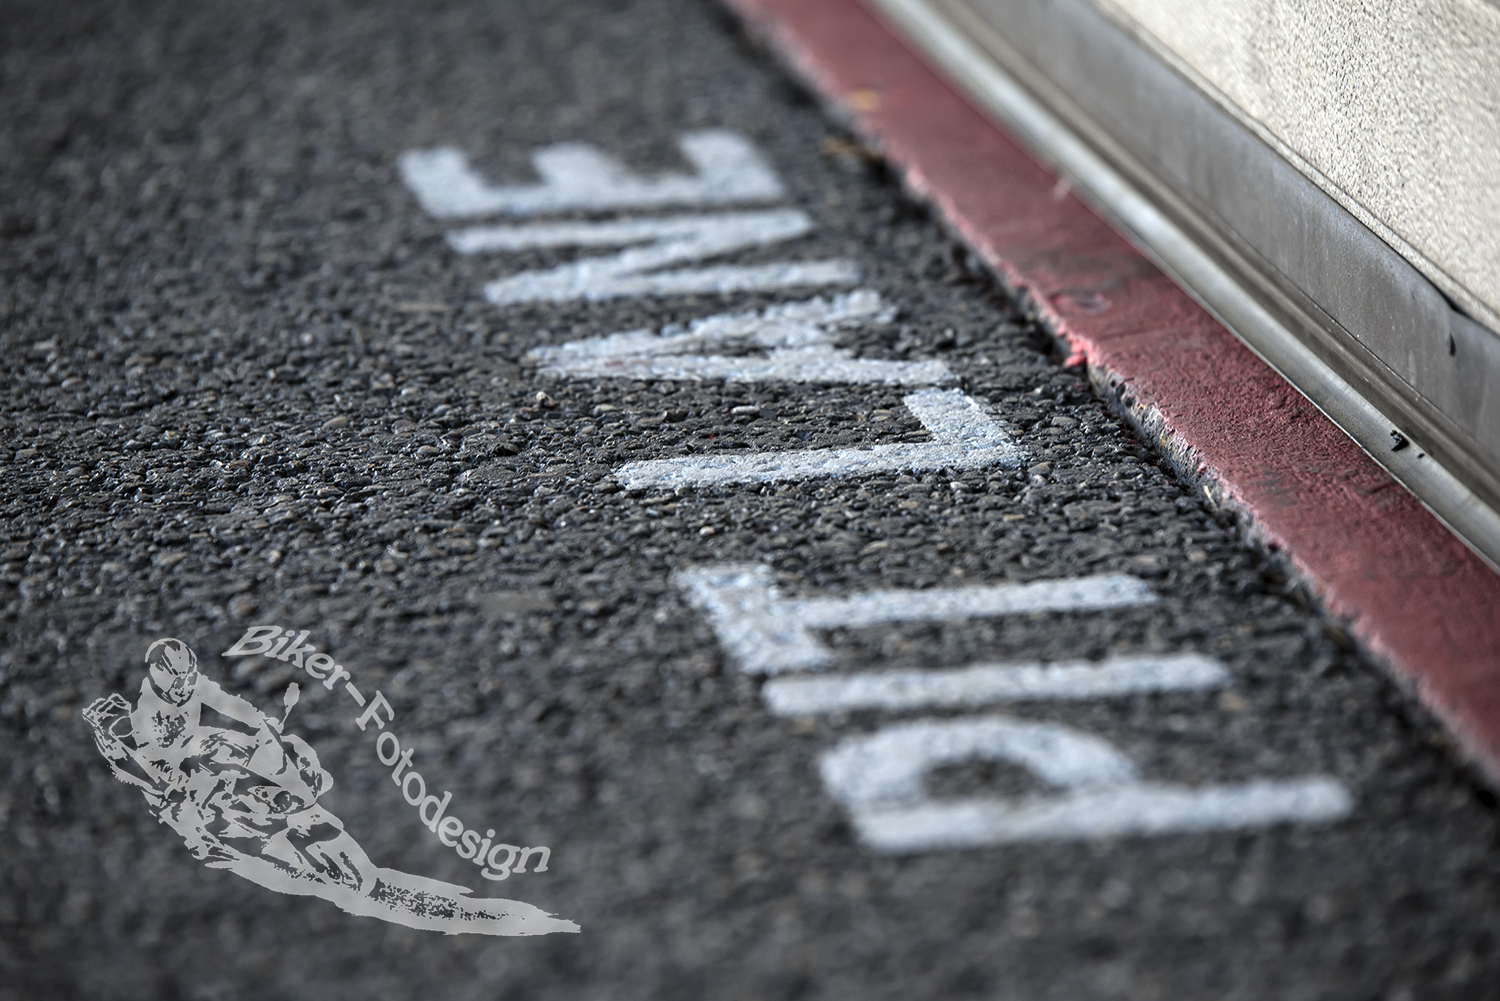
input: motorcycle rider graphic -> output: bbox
[84,637,578,936]
[89,638,374,893]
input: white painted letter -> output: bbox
[673,563,1156,675]
[763,653,1231,716]
[399,130,785,218]
[445,210,857,304]
[527,290,951,386]
[618,388,1021,491]
[820,716,1353,852]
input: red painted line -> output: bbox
[726,0,1500,781]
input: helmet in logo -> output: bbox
[145,637,200,706]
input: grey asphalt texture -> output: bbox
[3,1,1500,998]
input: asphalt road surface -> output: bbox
[3,1,1499,998]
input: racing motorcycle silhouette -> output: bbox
[84,638,576,936]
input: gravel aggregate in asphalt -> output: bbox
[2,1,1499,998]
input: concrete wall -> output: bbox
[1089,0,1500,331]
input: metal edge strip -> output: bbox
[865,0,1500,573]
[1082,0,1500,338]
[910,0,1500,526]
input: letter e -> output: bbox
[304,652,334,680]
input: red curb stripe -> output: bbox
[726,0,1500,781]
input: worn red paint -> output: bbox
[726,0,1500,780]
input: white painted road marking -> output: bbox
[527,290,953,385]
[397,127,1360,855]
[827,716,1141,795]
[446,209,857,304]
[399,130,784,218]
[448,209,813,254]
[820,717,1353,852]
[676,562,1353,848]
[845,777,1355,853]
[674,563,1154,675]
[617,388,1023,491]
[762,653,1230,716]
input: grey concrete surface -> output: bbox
[1090,0,1500,333]
[1,1,1498,998]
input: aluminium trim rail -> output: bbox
[866,0,1500,572]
